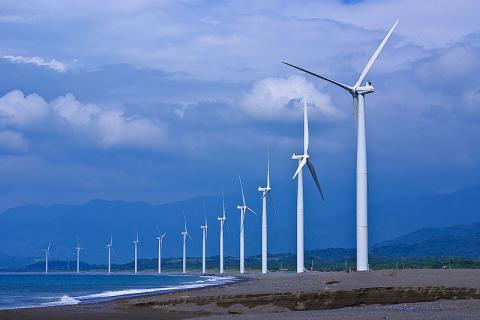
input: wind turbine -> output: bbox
[218,194,227,274]
[133,233,139,274]
[258,153,274,274]
[291,98,325,273]
[106,236,113,274]
[282,20,399,271]
[75,241,83,274]
[201,211,208,274]
[237,176,256,274]
[156,232,166,274]
[181,213,192,274]
[43,243,51,274]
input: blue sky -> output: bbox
[0,0,479,212]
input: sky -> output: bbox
[0,0,479,212]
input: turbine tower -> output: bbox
[181,213,192,274]
[258,153,274,274]
[291,98,325,273]
[283,20,398,271]
[133,233,139,274]
[217,194,227,274]
[201,211,208,274]
[43,243,51,274]
[237,176,256,274]
[156,232,166,274]
[106,236,113,274]
[75,241,83,274]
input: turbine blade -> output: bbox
[267,150,270,189]
[282,62,353,92]
[268,191,278,216]
[239,175,246,206]
[306,159,325,200]
[352,96,358,127]
[293,158,307,179]
[304,98,309,155]
[222,193,226,219]
[246,206,257,216]
[354,19,399,88]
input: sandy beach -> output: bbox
[2,269,480,319]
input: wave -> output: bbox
[38,275,236,309]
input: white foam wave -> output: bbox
[41,295,80,307]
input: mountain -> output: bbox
[0,183,479,266]
[372,222,480,258]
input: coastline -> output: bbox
[2,269,480,319]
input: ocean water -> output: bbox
[0,273,234,310]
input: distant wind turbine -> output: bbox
[133,233,139,274]
[291,98,324,273]
[75,241,83,274]
[156,232,166,274]
[258,152,274,274]
[106,236,113,274]
[237,176,256,274]
[181,212,192,274]
[43,243,51,274]
[282,20,399,271]
[218,194,227,274]
[201,210,208,274]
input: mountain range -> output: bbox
[0,183,479,266]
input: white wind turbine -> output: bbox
[75,241,83,274]
[201,211,208,274]
[156,232,166,274]
[43,243,51,274]
[181,213,192,274]
[291,98,325,273]
[258,153,275,274]
[237,176,256,274]
[283,20,399,271]
[217,194,227,274]
[133,233,139,274]
[106,236,113,274]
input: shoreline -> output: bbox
[2,269,480,319]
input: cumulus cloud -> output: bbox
[241,76,338,121]
[2,55,67,73]
[0,90,49,127]
[0,90,167,151]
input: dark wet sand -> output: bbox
[2,269,480,320]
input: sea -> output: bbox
[0,273,235,310]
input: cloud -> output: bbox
[241,76,338,121]
[2,55,67,73]
[0,90,49,127]
[0,90,167,151]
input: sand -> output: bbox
[2,269,480,319]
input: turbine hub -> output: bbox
[355,82,375,95]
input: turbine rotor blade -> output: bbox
[306,159,325,200]
[354,19,399,88]
[282,62,353,92]
[304,98,309,155]
[238,175,246,206]
[293,157,307,179]
[352,95,358,127]
[246,206,257,216]
[268,191,278,216]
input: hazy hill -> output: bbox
[0,183,479,266]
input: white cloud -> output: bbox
[2,55,67,72]
[0,90,49,127]
[241,75,338,121]
[0,90,167,151]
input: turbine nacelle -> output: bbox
[292,153,308,161]
[257,186,271,192]
[354,82,375,95]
